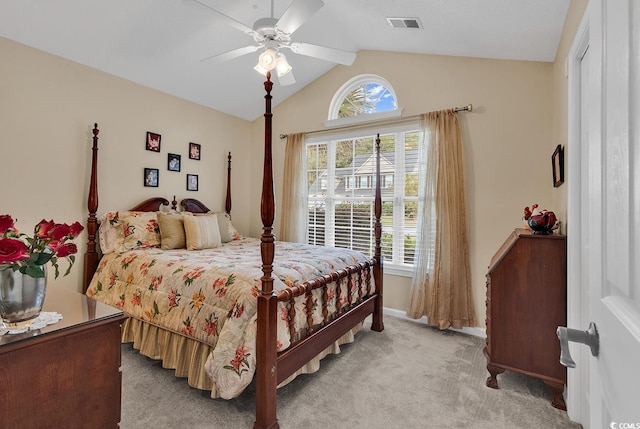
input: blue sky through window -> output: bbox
[364,83,396,113]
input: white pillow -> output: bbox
[216,212,239,243]
[183,214,221,250]
[98,211,121,254]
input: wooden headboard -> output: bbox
[130,197,172,212]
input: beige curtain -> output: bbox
[280,132,307,242]
[407,110,476,329]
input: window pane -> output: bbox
[403,201,417,264]
[334,201,373,254]
[365,83,395,113]
[405,131,419,150]
[405,173,419,197]
[338,84,396,117]
[307,202,326,246]
[307,143,328,197]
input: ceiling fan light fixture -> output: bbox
[258,48,277,70]
[253,62,270,75]
[275,53,292,77]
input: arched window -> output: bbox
[306,75,417,276]
[326,75,401,127]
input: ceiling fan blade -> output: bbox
[289,42,356,66]
[277,70,296,86]
[189,0,255,35]
[276,0,324,35]
[200,45,259,63]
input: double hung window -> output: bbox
[306,125,420,275]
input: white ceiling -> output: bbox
[0,0,570,121]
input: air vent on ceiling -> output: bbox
[386,17,423,29]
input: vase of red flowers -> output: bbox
[0,215,83,327]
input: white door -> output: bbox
[575,0,640,426]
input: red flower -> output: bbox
[34,219,56,238]
[69,222,84,239]
[49,223,72,242]
[0,215,16,234]
[0,238,30,264]
[55,242,78,258]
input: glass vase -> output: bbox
[0,266,47,328]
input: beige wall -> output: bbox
[251,51,557,327]
[0,36,252,293]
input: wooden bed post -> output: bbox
[254,72,280,429]
[83,123,100,293]
[371,134,384,332]
[226,151,232,215]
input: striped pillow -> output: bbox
[182,213,221,250]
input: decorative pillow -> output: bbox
[98,211,122,254]
[216,212,239,243]
[115,211,161,252]
[183,213,221,250]
[157,211,186,250]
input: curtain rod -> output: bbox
[279,104,472,139]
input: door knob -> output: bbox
[556,322,599,368]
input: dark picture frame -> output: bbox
[144,168,159,187]
[189,142,201,160]
[167,153,181,172]
[146,132,161,152]
[186,174,199,191]
[552,144,564,188]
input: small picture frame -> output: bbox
[186,174,199,191]
[146,132,161,152]
[189,142,201,160]
[144,168,159,187]
[552,144,564,188]
[167,153,181,172]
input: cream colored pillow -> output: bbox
[115,212,161,252]
[157,211,186,250]
[183,213,221,250]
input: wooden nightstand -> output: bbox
[0,284,126,429]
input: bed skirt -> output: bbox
[121,317,363,398]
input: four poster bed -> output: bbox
[82,73,384,429]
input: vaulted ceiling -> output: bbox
[0,0,570,121]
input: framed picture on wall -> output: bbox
[552,144,564,187]
[144,168,159,187]
[146,132,161,152]
[168,153,181,172]
[189,142,201,160]
[187,174,198,191]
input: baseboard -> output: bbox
[382,307,487,338]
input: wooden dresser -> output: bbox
[484,228,567,410]
[0,284,126,428]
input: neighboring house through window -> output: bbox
[306,75,420,276]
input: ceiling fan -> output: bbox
[191,0,357,85]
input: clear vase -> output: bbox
[0,266,47,328]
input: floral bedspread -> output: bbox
[86,236,374,398]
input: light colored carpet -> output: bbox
[120,315,582,429]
